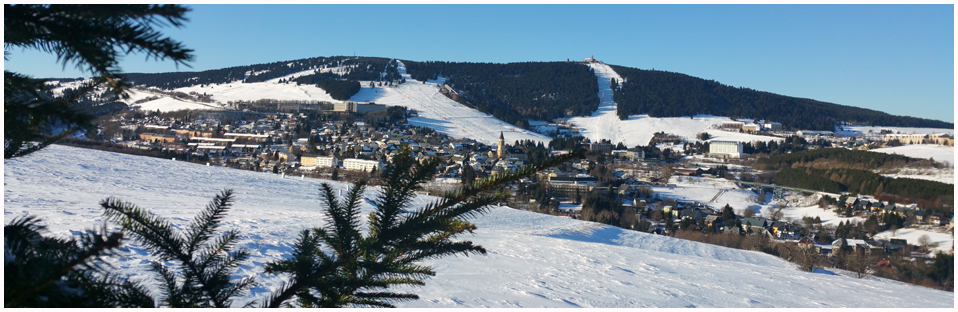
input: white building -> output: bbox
[764,122,783,130]
[881,133,928,145]
[343,158,382,172]
[709,141,743,158]
[301,155,337,168]
[796,130,835,138]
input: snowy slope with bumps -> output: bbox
[4,145,953,308]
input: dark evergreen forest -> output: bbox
[314,79,361,101]
[755,148,952,209]
[401,60,599,128]
[772,167,952,208]
[756,148,923,170]
[123,56,399,90]
[609,65,953,130]
[70,56,950,131]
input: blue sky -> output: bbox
[6,4,954,123]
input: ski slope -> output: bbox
[4,145,953,308]
[45,60,949,149]
[46,62,551,146]
[349,61,551,146]
[568,62,782,146]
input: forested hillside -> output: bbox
[755,148,953,210]
[772,167,953,208]
[609,65,953,130]
[123,56,399,89]
[73,56,952,131]
[401,61,598,128]
[756,148,924,170]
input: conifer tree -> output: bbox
[260,146,583,307]
[99,190,256,308]
[4,4,194,158]
[5,4,192,308]
[4,216,155,308]
[7,146,583,307]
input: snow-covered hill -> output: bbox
[870,144,954,164]
[868,145,955,184]
[349,60,551,146]
[45,60,948,148]
[48,61,551,147]
[4,145,953,308]
[569,62,782,146]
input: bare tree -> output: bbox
[771,205,785,220]
[847,252,871,278]
[918,234,932,249]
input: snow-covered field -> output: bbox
[568,62,783,147]
[781,204,865,228]
[870,144,955,164]
[5,145,952,308]
[867,145,955,184]
[874,227,954,256]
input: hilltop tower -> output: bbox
[497,131,505,159]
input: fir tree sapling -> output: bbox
[260,146,584,307]
[100,190,256,308]
[8,146,583,308]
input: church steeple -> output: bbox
[497,131,505,159]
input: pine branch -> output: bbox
[185,190,234,261]
[4,225,124,308]
[100,197,185,262]
[261,147,584,308]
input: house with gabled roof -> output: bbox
[771,221,801,240]
[797,236,815,250]
[880,205,896,215]
[741,217,770,236]
[704,215,721,227]
[930,213,946,226]
[844,197,860,208]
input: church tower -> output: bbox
[497,131,505,159]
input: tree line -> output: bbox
[401,60,599,128]
[772,167,953,208]
[121,56,398,90]
[608,65,953,130]
[756,148,923,170]
[314,79,361,101]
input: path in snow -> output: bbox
[568,62,627,144]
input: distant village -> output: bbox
[78,103,953,277]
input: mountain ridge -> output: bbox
[44,55,953,136]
